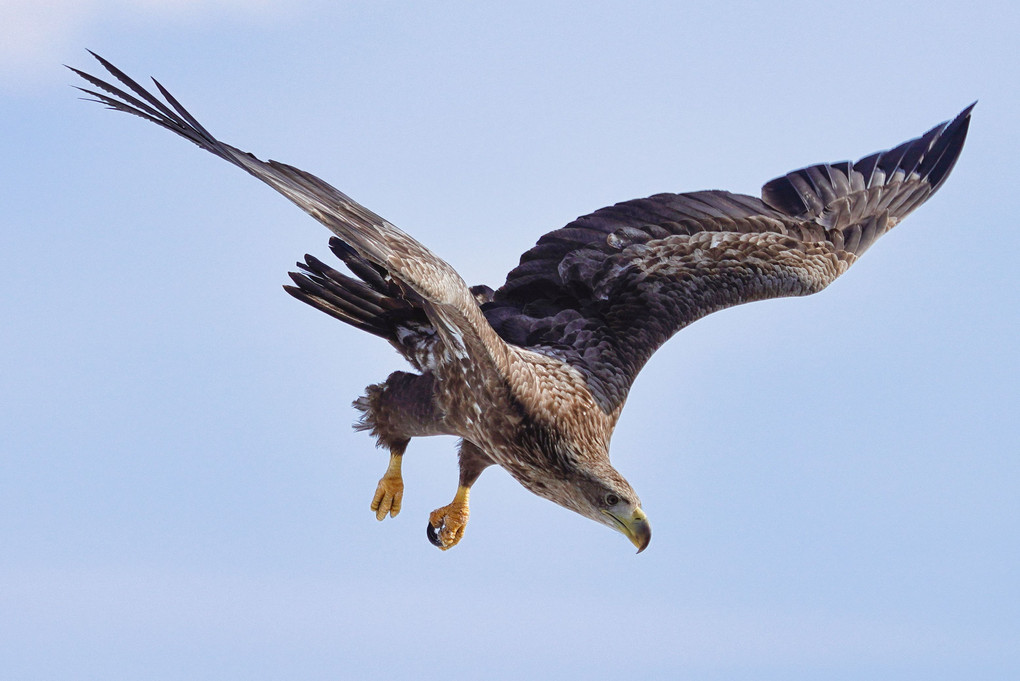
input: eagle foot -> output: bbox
[370,453,403,521]
[426,486,470,550]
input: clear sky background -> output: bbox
[2,2,1017,679]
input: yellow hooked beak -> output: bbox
[604,506,652,553]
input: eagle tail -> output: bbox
[284,237,411,339]
[761,103,973,254]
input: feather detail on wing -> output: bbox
[484,106,973,414]
[71,52,511,380]
[761,103,973,237]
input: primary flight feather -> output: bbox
[71,52,971,552]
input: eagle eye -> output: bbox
[604,493,620,507]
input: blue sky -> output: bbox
[2,1,1018,679]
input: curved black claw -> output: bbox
[426,520,443,547]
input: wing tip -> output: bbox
[761,104,974,218]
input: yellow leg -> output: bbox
[427,485,471,550]
[370,452,403,520]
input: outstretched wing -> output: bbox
[70,52,512,381]
[483,106,973,415]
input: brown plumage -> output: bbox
[71,52,971,552]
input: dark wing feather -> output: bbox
[284,237,446,371]
[485,106,973,414]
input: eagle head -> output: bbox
[523,458,651,553]
[577,468,651,553]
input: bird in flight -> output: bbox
[71,52,971,552]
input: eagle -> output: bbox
[71,52,971,552]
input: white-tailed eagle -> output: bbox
[71,53,971,552]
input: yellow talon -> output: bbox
[427,485,471,550]
[370,453,403,520]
